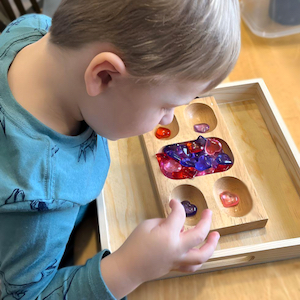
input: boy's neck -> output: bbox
[8,33,91,136]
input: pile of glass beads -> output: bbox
[156,135,233,179]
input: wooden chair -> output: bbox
[0,0,41,22]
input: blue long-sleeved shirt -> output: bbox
[0,14,119,300]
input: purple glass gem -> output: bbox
[196,135,207,147]
[181,200,197,217]
[176,144,191,159]
[216,153,233,165]
[194,123,210,133]
[195,154,212,171]
[163,144,181,161]
[180,157,197,168]
[211,156,219,169]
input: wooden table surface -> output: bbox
[75,21,300,299]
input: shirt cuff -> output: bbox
[87,250,127,300]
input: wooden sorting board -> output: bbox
[97,79,300,278]
[141,96,268,235]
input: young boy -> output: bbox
[0,0,240,299]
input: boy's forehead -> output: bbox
[161,80,211,106]
[171,79,211,96]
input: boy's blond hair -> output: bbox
[50,0,240,88]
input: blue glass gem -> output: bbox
[216,153,233,165]
[195,154,212,171]
[180,157,197,168]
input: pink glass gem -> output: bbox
[156,153,197,179]
[155,127,171,139]
[194,123,210,133]
[163,159,182,173]
[205,138,222,155]
[220,191,240,208]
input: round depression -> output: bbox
[154,115,179,140]
[213,177,253,217]
[184,103,217,133]
[170,185,208,226]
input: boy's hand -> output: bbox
[101,199,220,299]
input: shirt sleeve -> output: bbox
[0,207,124,300]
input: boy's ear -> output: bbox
[84,52,126,97]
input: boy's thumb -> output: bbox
[164,199,186,231]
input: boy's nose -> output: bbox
[159,109,174,126]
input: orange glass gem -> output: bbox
[155,127,171,139]
[220,191,240,207]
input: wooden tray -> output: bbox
[97,79,300,278]
[141,95,268,236]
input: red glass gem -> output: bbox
[172,167,197,179]
[186,141,204,153]
[214,164,231,172]
[205,138,222,155]
[220,191,240,208]
[155,127,171,139]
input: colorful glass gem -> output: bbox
[180,157,197,168]
[195,154,212,171]
[176,145,191,158]
[216,153,233,165]
[214,164,231,172]
[156,153,197,179]
[187,136,206,153]
[186,141,202,153]
[194,123,210,133]
[181,200,197,217]
[163,159,182,173]
[210,155,219,169]
[205,138,222,155]
[155,127,171,139]
[164,144,182,161]
[220,191,240,208]
[172,168,197,180]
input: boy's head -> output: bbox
[48,0,240,140]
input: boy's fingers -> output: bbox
[181,209,213,251]
[163,199,186,233]
[180,231,220,266]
